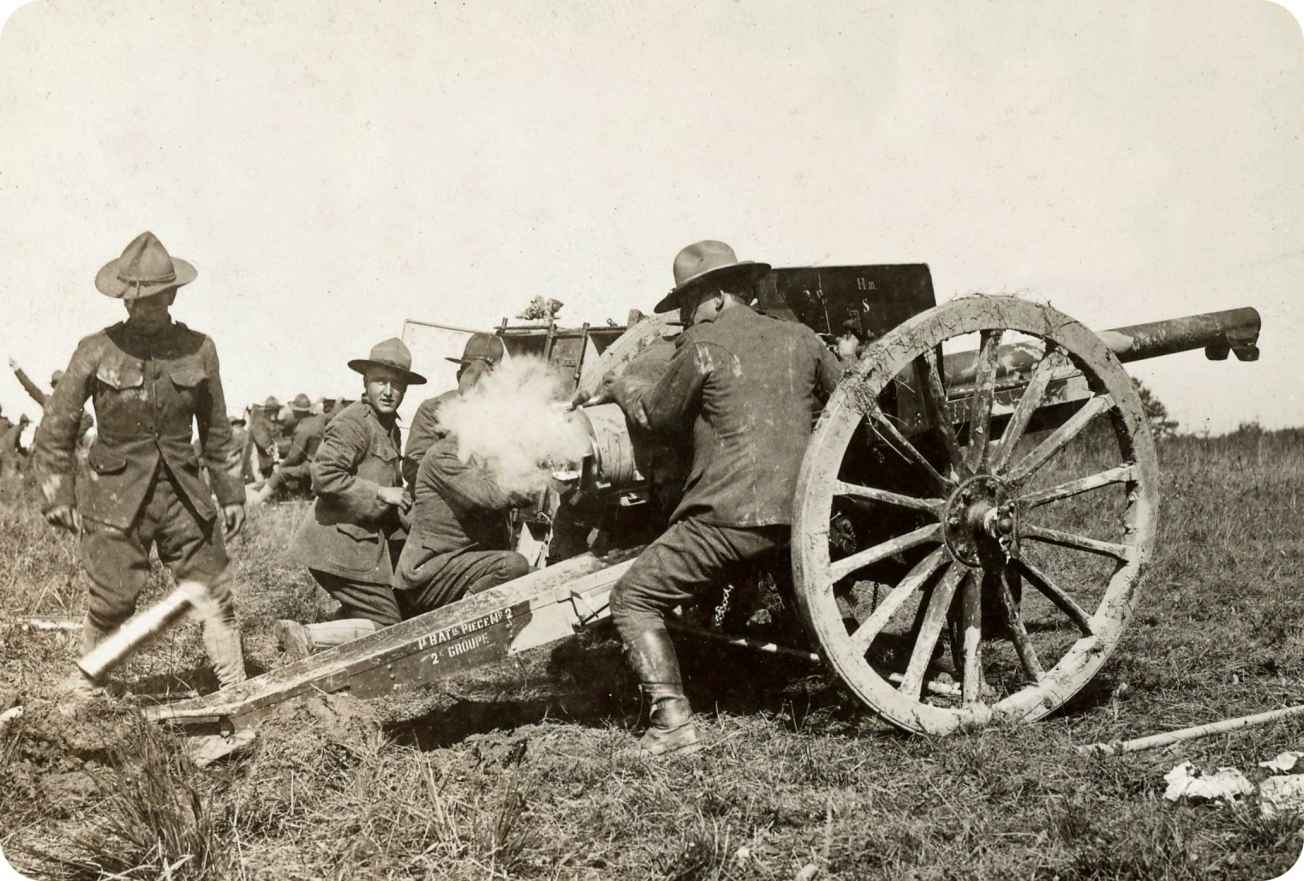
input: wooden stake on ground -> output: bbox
[1076,704,1304,755]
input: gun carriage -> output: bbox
[146,265,1262,741]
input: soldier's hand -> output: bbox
[45,505,81,533]
[223,503,246,540]
[377,485,410,510]
[569,387,605,410]
[7,357,16,370]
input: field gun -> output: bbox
[148,265,1262,743]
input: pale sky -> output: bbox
[1,0,1300,433]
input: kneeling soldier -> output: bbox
[34,231,248,694]
[278,339,422,657]
[394,435,532,616]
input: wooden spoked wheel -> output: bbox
[791,296,1159,735]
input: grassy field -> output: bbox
[2,425,1303,880]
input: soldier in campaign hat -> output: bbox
[402,332,506,492]
[32,231,248,695]
[278,338,426,657]
[592,240,843,756]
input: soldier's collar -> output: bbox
[120,317,178,338]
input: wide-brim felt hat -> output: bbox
[290,393,313,413]
[348,337,427,385]
[95,231,197,300]
[653,240,770,314]
[446,332,506,366]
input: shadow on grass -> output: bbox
[388,626,847,749]
[118,656,273,702]
[1046,669,1120,721]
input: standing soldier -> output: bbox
[11,357,95,444]
[246,395,281,484]
[32,231,247,694]
[277,338,424,658]
[592,240,842,757]
[10,358,61,408]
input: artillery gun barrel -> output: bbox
[943,306,1261,388]
[1097,307,1260,363]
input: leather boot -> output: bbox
[274,619,315,662]
[625,628,701,757]
[57,618,111,702]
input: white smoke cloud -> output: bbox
[437,356,592,495]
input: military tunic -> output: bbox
[402,389,457,491]
[0,419,25,479]
[290,401,406,625]
[273,413,326,492]
[607,305,842,644]
[31,320,244,630]
[394,437,531,614]
[245,408,279,480]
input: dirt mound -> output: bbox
[256,690,381,755]
[0,696,150,827]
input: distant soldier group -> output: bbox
[244,392,350,504]
[31,231,837,760]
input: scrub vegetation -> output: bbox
[1,424,1302,880]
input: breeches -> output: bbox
[609,518,787,645]
[309,566,403,627]
[80,471,233,632]
[393,543,530,617]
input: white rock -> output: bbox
[1260,775,1304,818]
[0,706,22,732]
[1259,752,1304,774]
[1163,761,1253,803]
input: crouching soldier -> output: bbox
[393,435,532,616]
[33,231,248,694]
[277,339,423,658]
[597,240,842,757]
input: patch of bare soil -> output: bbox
[2,696,142,818]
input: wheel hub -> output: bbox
[943,474,1017,567]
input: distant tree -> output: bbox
[1133,379,1178,440]
[516,297,564,321]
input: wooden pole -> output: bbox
[79,581,209,679]
[1076,704,1304,755]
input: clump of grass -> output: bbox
[24,715,234,881]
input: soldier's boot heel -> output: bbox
[638,694,701,757]
[203,618,248,689]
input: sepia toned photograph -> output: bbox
[0,1,1301,878]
